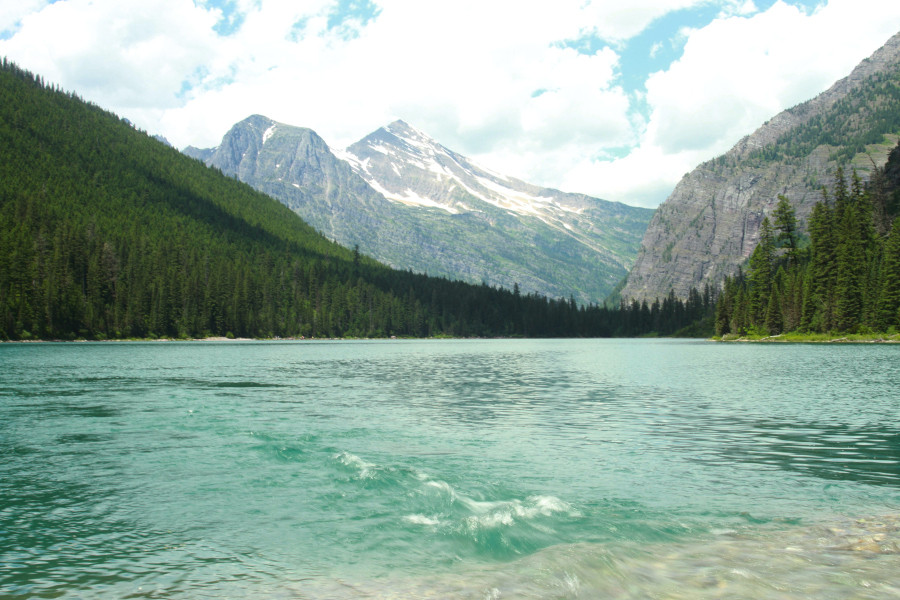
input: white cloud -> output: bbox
[0,0,48,36]
[647,2,859,155]
[162,0,637,154]
[562,0,900,206]
[2,0,900,209]
[0,0,221,109]
[565,143,695,207]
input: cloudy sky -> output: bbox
[2,1,900,207]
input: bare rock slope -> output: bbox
[622,31,900,302]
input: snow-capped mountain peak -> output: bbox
[187,113,653,304]
[341,121,593,224]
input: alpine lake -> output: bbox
[1,338,898,599]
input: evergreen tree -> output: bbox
[877,217,900,330]
[834,198,865,331]
[748,217,775,328]
[772,195,799,264]
[714,151,900,337]
[806,196,838,331]
[764,280,783,335]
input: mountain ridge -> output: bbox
[622,30,900,302]
[188,116,654,304]
[341,119,646,260]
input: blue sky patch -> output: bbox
[551,1,828,133]
[326,0,381,40]
[556,1,827,97]
[200,0,249,36]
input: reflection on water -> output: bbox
[720,419,900,486]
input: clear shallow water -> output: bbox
[1,339,898,598]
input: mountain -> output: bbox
[153,134,173,147]
[341,120,654,299]
[184,114,403,259]
[189,117,653,304]
[0,59,613,340]
[622,31,900,302]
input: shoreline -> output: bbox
[6,333,899,344]
[2,336,367,343]
[0,334,475,343]
[713,332,900,343]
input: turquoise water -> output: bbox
[1,339,898,598]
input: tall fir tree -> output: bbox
[877,217,900,330]
[748,217,775,329]
[834,200,865,331]
[805,195,838,331]
[772,195,799,265]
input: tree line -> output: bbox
[714,149,900,337]
[1,58,718,341]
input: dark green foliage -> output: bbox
[748,217,775,324]
[883,142,900,221]
[772,195,799,264]
[613,285,716,337]
[0,59,709,340]
[715,148,900,336]
[764,280,783,335]
[877,217,900,329]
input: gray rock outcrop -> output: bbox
[622,31,900,302]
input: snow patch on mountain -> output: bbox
[340,120,590,226]
[362,173,458,214]
[262,124,277,144]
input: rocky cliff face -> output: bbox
[184,114,404,257]
[622,31,900,302]
[186,116,653,304]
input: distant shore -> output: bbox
[7,333,899,344]
[1,335,427,343]
[2,336,299,343]
[713,332,900,343]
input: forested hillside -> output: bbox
[0,60,532,339]
[715,148,900,337]
[746,70,900,167]
[1,59,705,340]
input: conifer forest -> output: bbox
[2,58,898,341]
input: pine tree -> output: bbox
[730,286,748,335]
[806,197,837,331]
[834,200,865,331]
[715,276,734,336]
[748,217,775,328]
[764,280,783,335]
[833,166,850,220]
[772,195,799,264]
[877,218,900,330]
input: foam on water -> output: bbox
[403,514,442,526]
[424,479,455,495]
[325,448,588,563]
[457,495,579,529]
[334,450,378,479]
